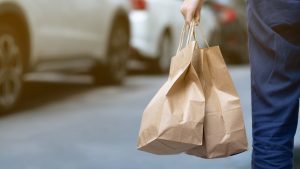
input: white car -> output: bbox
[0,0,130,111]
[130,0,218,73]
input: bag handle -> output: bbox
[176,20,210,54]
[176,24,189,54]
[197,23,210,48]
[186,21,196,45]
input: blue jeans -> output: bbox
[247,0,300,168]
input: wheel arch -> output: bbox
[0,2,31,71]
[104,8,130,62]
[161,26,173,42]
[157,26,174,55]
[112,8,130,39]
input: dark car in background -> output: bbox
[207,0,248,64]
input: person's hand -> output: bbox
[180,0,204,24]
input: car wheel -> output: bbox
[235,26,248,64]
[93,18,129,85]
[150,32,172,74]
[209,28,238,64]
[0,23,23,112]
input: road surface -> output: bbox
[0,65,299,169]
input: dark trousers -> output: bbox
[247,2,300,169]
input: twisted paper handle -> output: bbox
[176,20,210,54]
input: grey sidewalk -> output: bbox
[0,66,299,169]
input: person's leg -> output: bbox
[248,2,300,169]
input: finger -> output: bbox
[181,8,193,24]
[186,11,193,24]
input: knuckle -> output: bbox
[180,6,186,13]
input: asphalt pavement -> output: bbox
[0,65,299,169]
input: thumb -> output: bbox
[186,11,194,24]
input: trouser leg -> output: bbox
[248,14,300,169]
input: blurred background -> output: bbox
[0,0,299,168]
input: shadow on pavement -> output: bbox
[0,73,99,117]
[128,66,164,75]
[0,61,164,117]
[0,81,94,118]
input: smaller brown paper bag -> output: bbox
[186,44,248,158]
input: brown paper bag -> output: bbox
[186,37,248,158]
[137,24,205,154]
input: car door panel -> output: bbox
[148,0,183,56]
[66,0,112,59]
[28,0,109,60]
[26,0,75,60]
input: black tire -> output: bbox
[235,25,249,64]
[93,17,129,85]
[149,32,172,74]
[211,23,248,65]
[0,22,24,112]
[209,28,233,64]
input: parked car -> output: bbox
[0,0,131,112]
[129,0,218,73]
[207,0,248,64]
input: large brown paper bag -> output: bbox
[186,39,248,158]
[137,24,205,154]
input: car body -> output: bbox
[0,0,130,111]
[207,0,248,64]
[129,0,218,72]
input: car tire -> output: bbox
[210,25,248,64]
[0,22,24,112]
[235,25,248,64]
[149,32,172,74]
[93,17,129,85]
[209,28,234,64]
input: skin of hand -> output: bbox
[180,0,204,24]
